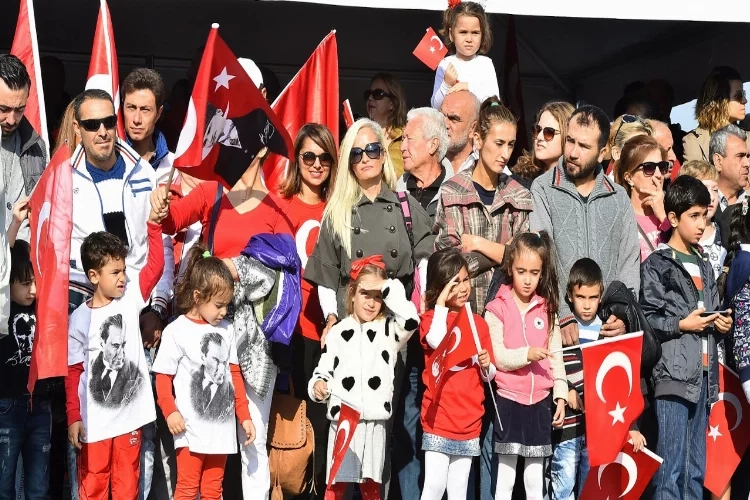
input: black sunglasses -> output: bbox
[79,115,118,132]
[731,89,748,103]
[299,151,333,168]
[532,125,560,142]
[350,142,383,165]
[613,114,640,144]
[636,161,670,176]
[363,89,394,101]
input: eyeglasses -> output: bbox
[299,151,333,168]
[731,89,748,103]
[79,115,118,132]
[532,125,560,142]
[350,142,383,165]
[612,114,640,145]
[363,89,394,101]
[635,161,670,176]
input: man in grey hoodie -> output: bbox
[530,105,640,345]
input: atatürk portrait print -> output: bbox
[89,314,144,408]
[190,332,233,421]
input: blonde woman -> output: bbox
[684,66,750,162]
[365,73,408,178]
[52,101,79,156]
[513,101,575,182]
[604,114,653,177]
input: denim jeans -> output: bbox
[652,375,708,500]
[393,362,423,499]
[66,442,78,500]
[0,396,52,500]
[550,436,589,500]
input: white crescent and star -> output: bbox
[335,420,351,455]
[213,67,235,92]
[429,35,444,54]
[713,391,743,432]
[295,219,321,269]
[447,326,462,354]
[708,424,722,441]
[35,201,51,277]
[597,451,638,498]
[595,351,634,426]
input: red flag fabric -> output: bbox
[580,440,663,500]
[327,402,361,489]
[27,147,73,394]
[705,363,750,496]
[342,99,354,129]
[86,0,125,139]
[426,306,479,393]
[173,24,293,190]
[581,332,645,466]
[264,31,339,192]
[501,15,528,164]
[413,27,448,71]
[10,0,48,156]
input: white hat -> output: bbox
[237,58,263,89]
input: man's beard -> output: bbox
[447,135,469,155]
[564,155,599,180]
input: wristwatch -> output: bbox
[150,303,168,323]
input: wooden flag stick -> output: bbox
[464,303,503,431]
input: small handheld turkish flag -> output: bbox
[342,99,355,129]
[327,402,361,490]
[426,305,479,393]
[581,332,644,466]
[413,27,448,71]
[580,440,662,500]
[705,363,750,496]
[174,23,293,190]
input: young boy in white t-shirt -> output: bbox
[65,213,165,499]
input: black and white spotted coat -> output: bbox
[308,279,419,421]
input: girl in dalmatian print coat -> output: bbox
[309,255,419,500]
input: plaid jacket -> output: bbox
[434,165,532,314]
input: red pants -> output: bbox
[325,481,381,500]
[77,429,141,500]
[174,447,227,500]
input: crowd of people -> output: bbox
[2,1,750,500]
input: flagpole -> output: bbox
[464,303,503,431]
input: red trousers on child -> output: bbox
[77,429,141,500]
[325,480,381,500]
[174,447,228,500]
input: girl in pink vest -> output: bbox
[484,231,568,500]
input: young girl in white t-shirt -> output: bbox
[431,1,500,109]
[152,245,255,500]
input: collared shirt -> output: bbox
[406,166,446,212]
[718,188,747,212]
[455,150,479,173]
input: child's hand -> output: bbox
[715,309,733,334]
[12,198,29,224]
[241,419,256,445]
[148,205,169,224]
[478,349,491,370]
[444,63,459,87]
[679,309,717,333]
[68,421,85,450]
[552,399,566,428]
[437,273,461,307]
[313,380,329,401]
[447,82,470,95]
[629,430,647,452]
[527,346,552,362]
[149,187,171,217]
[166,411,186,435]
[567,388,584,412]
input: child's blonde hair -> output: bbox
[440,1,492,55]
[678,160,719,182]
[346,264,388,319]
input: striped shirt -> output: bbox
[673,247,708,370]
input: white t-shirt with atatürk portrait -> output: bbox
[152,315,240,454]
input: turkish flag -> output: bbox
[327,402,361,489]
[705,363,750,496]
[173,24,292,190]
[426,305,479,393]
[413,27,448,71]
[11,0,48,156]
[27,147,73,394]
[581,332,645,466]
[501,15,528,166]
[342,99,354,129]
[580,440,663,500]
[263,31,339,192]
[86,0,125,139]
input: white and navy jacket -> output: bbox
[309,279,419,421]
[70,138,172,309]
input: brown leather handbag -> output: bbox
[267,386,315,500]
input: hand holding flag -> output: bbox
[327,401,361,491]
[426,304,479,393]
[580,440,662,500]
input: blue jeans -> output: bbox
[66,442,77,499]
[393,363,423,499]
[0,396,52,500]
[550,435,589,500]
[652,375,708,500]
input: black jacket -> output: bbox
[640,245,721,405]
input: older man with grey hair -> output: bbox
[398,107,453,219]
[710,124,750,247]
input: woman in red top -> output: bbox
[420,248,495,500]
[278,123,338,497]
[151,151,292,499]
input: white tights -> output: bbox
[494,455,544,500]
[420,451,473,500]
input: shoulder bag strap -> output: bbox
[637,221,656,253]
[206,183,223,254]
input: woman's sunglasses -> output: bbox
[350,142,383,165]
[532,125,560,142]
[636,161,670,176]
[299,151,333,168]
[731,89,748,103]
[612,114,640,144]
[363,89,394,101]
[79,115,118,132]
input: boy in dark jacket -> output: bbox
[640,175,733,499]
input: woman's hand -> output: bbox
[313,380,329,401]
[527,347,552,362]
[629,430,647,452]
[641,186,666,222]
[552,399,566,428]
[436,273,461,308]
[12,198,29,224]
[478,349,491,370]
[444,63,459,87]
[461,234,485,253]
[321,314,337,347]
[166,411,186,435]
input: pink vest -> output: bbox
[485,285,553,406]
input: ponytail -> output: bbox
[174,244,234,314]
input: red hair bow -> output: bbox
[448,0,461,8]
[350,255,386,281]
